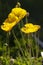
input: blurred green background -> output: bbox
[0,0,43,41]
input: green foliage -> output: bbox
[0,56,42,65]
[0,30,42,65]
[0,56,10,65]
[0,47,3,56]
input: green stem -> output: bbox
[26,15,28,23]
[6,32,10,57]
[35,32,39,58]
[27,34,31,57]
[12,29,24,57]
[31,33,35,57]
[37,31,40,55]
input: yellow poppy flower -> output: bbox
[1,7,27,32]
[21,23,41,34]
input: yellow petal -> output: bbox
[8,13,18,22]
[24,23,33,28]
[12,8,27,18]
[1,21,17,32]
